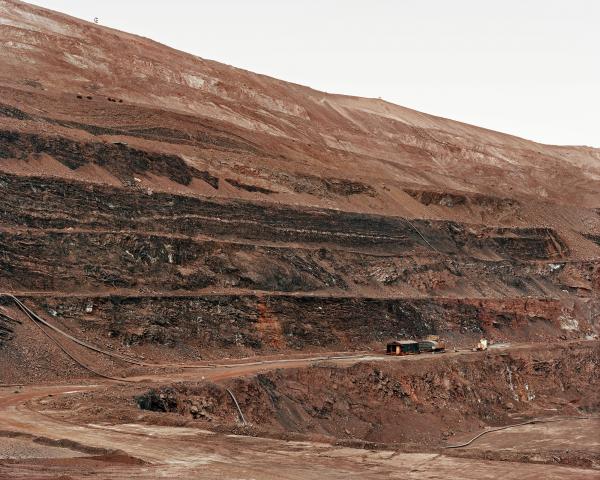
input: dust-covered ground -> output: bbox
[1,1,599,478]
[0,341,597,479]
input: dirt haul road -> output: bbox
[0,345,599,479]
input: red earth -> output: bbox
[0,1,599,478]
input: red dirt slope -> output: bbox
[0,0,598,379]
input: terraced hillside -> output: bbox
[0,0,599,381]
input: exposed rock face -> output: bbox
[0,0,598,375]
[133,342,600,446]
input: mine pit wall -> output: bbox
[0,170,596,365]
[0,230,598,296]
[136,342,600,450]
[14,295,595,360]
[0,172,571,260]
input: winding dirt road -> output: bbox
[1,347,598,479]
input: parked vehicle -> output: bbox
[386,340,420,355]
[386,338,446,355]
[417,339,446,353]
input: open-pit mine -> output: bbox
[0,1,599,478]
